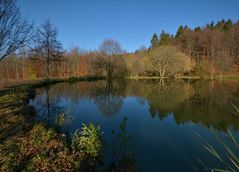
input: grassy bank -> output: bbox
[0,84,134,171]
[0,75,105,152]
[1,74,239,94]
[0,78,104,171]
[0,76,106,96]
[0,88,35,142]
[127,75,239,81]
[127,76,201,80]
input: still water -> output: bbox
[29,80,239,171]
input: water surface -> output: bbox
[29,80,239,171]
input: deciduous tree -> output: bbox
[0,0,32,61]
[98,39,124,80]
[146,46,193,77]
[33,19,64,80]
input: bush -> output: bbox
[0,123,103,171]
[72,123,103,161]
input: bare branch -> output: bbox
[0,0,33,61]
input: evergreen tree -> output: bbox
[216,19,225,31]
[159,30,171,46]
[150,33,159,49]
[209,21,214,30]
[194,26,201,32]
[176,26,184,38]
[223,19,233,32]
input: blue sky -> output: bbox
[18,0,239,52]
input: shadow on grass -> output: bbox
[0,88,36,143]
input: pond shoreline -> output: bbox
[1,75,239,94]
[0,76,106,140]
[0,76,106,95]
[127,75,239,80]
[0,77,106,171]
[1,77,239,171]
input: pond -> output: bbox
[29,79,239,171]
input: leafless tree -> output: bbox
[99,39,124,80]
[33,19,64,80]
[231,22,239,64]
[0,0,32,61]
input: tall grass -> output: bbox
[203,104,239,172]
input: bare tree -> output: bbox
[0,0,32,61]
[231,22,239,64]
[99,39,124,80]
[33,19,64,80]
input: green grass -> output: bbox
[127,75,239,81]
[0,88,35,142]
[68,76,106,83]
[127,76,166,80]
[0,76,106,96]
[127,76,202,80]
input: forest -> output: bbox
[0,0,238,83]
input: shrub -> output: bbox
[72,123,103,161]
[0,123,103,171]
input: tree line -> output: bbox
[0,0,239,82]
[148,19,239,78]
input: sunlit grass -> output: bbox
[127,76,200,79]
[127,75,239,81]
[232,104,239,116]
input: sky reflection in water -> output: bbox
[29,80,239,171]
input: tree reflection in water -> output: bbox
[92,80,126,117]
[106,117,139,172]
[125,80,239,131]
[29,86,73,133]
[28,79,239,171]
[30,79,239,133]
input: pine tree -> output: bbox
[176,26,184,38]
[159,30,171,46]
[150,33,159,49]
[194,26,201,32]
[208,21,214,30]
[223,19,233,32]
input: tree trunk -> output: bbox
[15,61,19,80]
[219,70,223,81]
[159,69,165,78]
[210,68,215,80]
[108,55,111,81]
[46,58,49,80]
